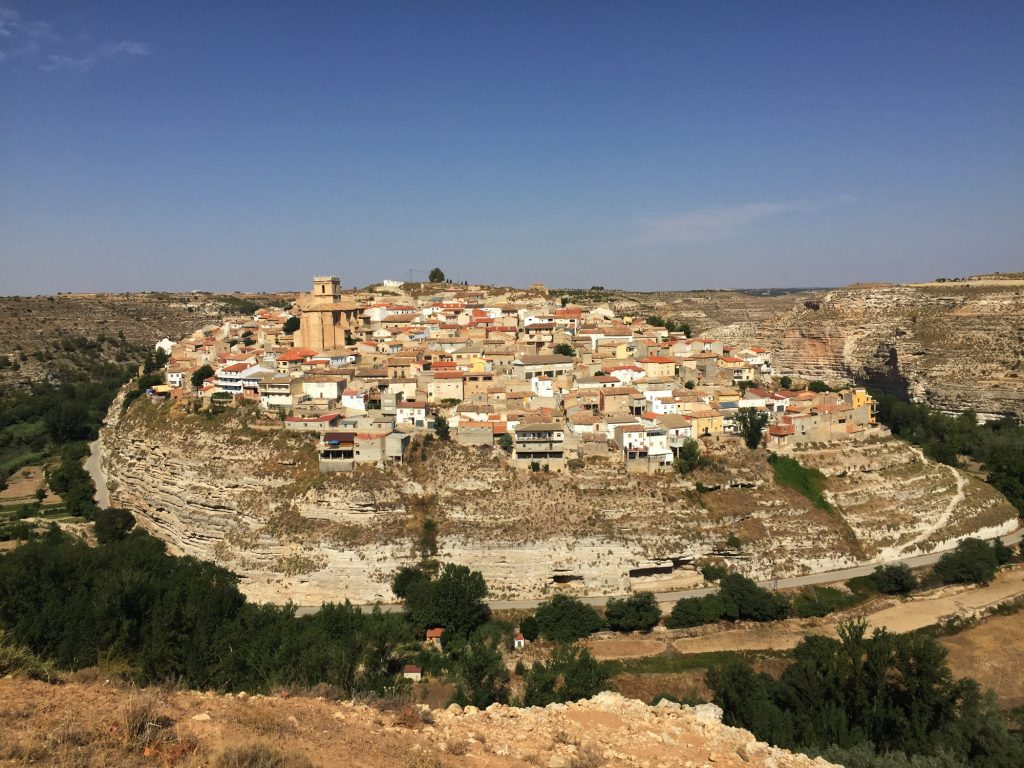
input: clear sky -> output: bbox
[2,1,1022,294]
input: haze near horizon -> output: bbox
[1,1,1022,295]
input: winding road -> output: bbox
[84,438,110,510]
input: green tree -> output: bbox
[429,267,445,283]
[872,564,917,594]
[498,433,513,453]
[674,438,701,475]
[93,508,136,544]
[519,615,539,641]
[552,343,576,357]
[448,630,509,708]
[282,316,300,334]
[708,620,1024,766]
[533,594,603,642]
[523,644,609,706]
[404,563,490,639]
[391,565,429,599]
[736,408,769,449]
[718,574,789,621]
[433,414,450,441]
[191,365,215,388]
[779,375,793,390]
[808,380,830,393]
[604,592,660,633]
[933,538,1000,585]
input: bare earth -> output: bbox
[0,680,835,768]
[940,612,1024,707]
[581,566,1024,661]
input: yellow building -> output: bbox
[297,276,362,352]
[846,387,878,425]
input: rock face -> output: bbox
[424,691,837,768]
[102,395,1018,606]
[708,281,1024,419]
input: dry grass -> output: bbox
[0,631,61,682]
[120,691,170,747]
[215,743,316,768]
[443,736,469,755]
[569,745,606,768]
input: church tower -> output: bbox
[312,275,341,301]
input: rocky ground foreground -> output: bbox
[0,679,835,768]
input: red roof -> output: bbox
[278,348,317,362]
[425,628,444,639]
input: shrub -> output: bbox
[94,507,136,544]
[520,615,539,641]
[700,563,728,582]
[933,538,1000,585]
[604,592,661,633]
[523,644,609,705]
[665,594,724,629]
[871,564,917,595]
[215,744,315,768]
[673,439,701,475]
[718,574,789,622]
[533,594,604,642]
[791,586,862,618]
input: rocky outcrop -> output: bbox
[425,691,836,767]
[709,282,1024,419]
[0,678,840,768]
[102,395,1018,606]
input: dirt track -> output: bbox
[584,566,1024,660]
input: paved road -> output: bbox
[84,438,110,510]
[294,527,1023,617]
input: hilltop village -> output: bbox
[154,275,882,472]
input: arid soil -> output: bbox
[0,680,837,768]
[940,612,1024,708]
[579,566,1024,660]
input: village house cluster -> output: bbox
[154,276,881,473]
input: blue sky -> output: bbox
[2,1,1022,293]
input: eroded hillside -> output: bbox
[706,281,1024,418]
[0,680,836,768]
[103,395,1018,606]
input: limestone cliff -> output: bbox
[707,281,1024,418]
[102,395,1018,606]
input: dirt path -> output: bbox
[898,444,966,555]
[668,567,1024,656]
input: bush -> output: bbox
[282,316,300,334]
[533,594,604,642]
[791,586,862,618]
[665,594,724,629]
[708,620,1024,767]
[520,615,539,641]
[871,564,917,595]
[699,563,728,582]
[718,574,789,622]
[604,592,661,633]
[191,365,215,388]
[674,438,701,475]
[93,508,136,544]
[523,644,609,705]
[933,538,1000,585]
